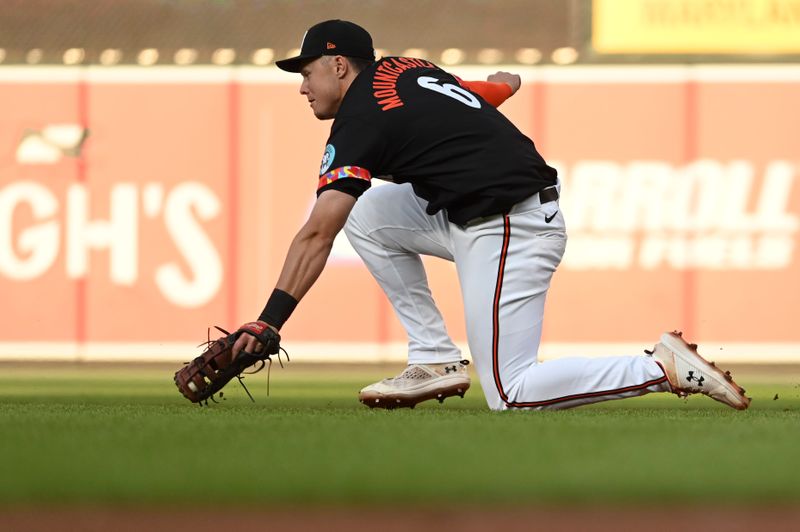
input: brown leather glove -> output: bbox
[174,322,281,404]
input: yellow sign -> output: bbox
[593,0,800,53]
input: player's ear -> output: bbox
[334,55,349,78]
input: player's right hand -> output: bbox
[233,333,262,359]
[232,321,279,359]
[487,72,521,95]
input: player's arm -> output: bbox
[232,189,356,357]
[456,71,522,107]
[274,188,355,299]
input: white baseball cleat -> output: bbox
[359,360,471,409]
[647,331,751,410]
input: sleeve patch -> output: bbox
[320,144,336,174]
[317,166,372,190]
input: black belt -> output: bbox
[460,186,559,228]
[539,186,559,204]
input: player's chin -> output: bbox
[312,107,335,120]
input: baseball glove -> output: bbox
[174,321,285,405]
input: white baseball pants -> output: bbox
[344,183,669,410]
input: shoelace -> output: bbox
[237,346,290,401]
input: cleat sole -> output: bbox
[358,381,470,410]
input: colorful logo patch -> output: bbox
[320,144,335,175]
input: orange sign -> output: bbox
[0,66,798,361]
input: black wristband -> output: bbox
[258,289,298,330]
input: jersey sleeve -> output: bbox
[316,117,385,199]
[454,78,514,108]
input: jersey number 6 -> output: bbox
[417,76,481,109]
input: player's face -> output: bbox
[299,57,343,120]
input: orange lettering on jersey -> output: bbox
[395,57,434,69]
[395,58,419,69]
[390,58,416,71]
[371,57,434,111]
[374,72,399,84]
[377,63,404,76]
[378,95,404,110]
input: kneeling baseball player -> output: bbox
[176,20,750,412]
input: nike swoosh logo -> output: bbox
[545,211,558,223]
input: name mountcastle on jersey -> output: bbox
[317,56,557,225]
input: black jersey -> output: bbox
[316,56,557,225]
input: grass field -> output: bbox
[1,361,799,510]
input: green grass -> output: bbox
[0,363,798,506]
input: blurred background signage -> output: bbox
[593,0,800,54]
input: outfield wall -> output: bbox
[1,65,798,362]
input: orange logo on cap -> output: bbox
[326,42,336,49]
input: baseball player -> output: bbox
[232,19,750,411]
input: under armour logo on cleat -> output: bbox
[686,371,705,386]
[445,365,457,374]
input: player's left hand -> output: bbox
[487,71,521,95]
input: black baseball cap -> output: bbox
[276,20,375,73]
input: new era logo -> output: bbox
[326,42,336,49]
